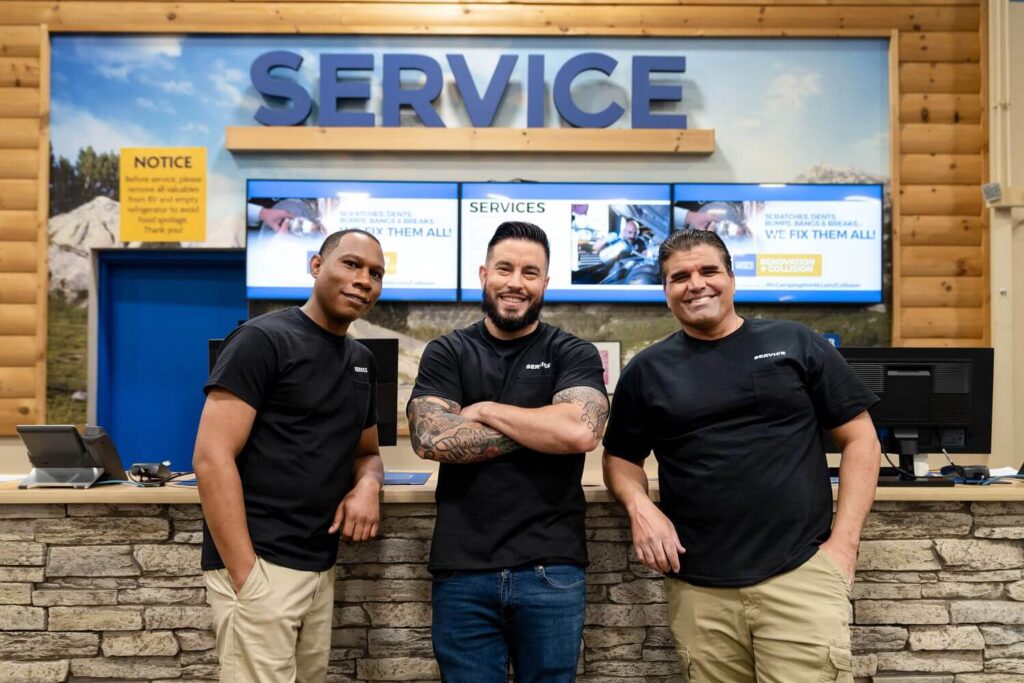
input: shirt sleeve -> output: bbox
[553,337,608,397]
[601,360,652,463]
[204,325,277,409]
[408,337,464,407]
[805,331,880,430]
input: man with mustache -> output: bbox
[603,229,879,683]
[195,229,387,682]
[408,221,609,683]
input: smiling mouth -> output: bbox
[343,293,370,305]
[685,295,715,305]
[499,294,528,306]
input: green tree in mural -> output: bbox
[49,144,120,215]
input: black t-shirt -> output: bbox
[201,307,377,572]
[603,318,877,588]
[410,320,607,572]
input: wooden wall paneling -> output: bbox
[0,337,38,367]
[890,29,903,345]
[0,57,40,87]
[0,4,982,34]
[898,30,980,62]
[901,154,981,185]
[900,184,983,216]
[897,337,985,347]
[0,211,38,241]
[0,86,39,117]
[977,0,989,346]
[34,24,48,426]
[0,149,39,179]
[901,306,985,339]
[899,62,980,94]
[900,275,984,307]
[225,126,716,154]
[901,123,982,153]
[0,27,41,57]
[899,93,981,123]
[0,118,41,149]
[0,242,37,273]
[0,179,37,211]
[0,367,37,398]
[0,3,989,430]
[0,305,38,336]
[901,245,984,276]
[0,398,38,432]
[899,215,984,246]
[0,274,38,304]
[40,0,984,5]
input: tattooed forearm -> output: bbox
[553,386,610,441]
[407,396,519,464]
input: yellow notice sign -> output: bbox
[119,147,206,242]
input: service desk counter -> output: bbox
[0,480,1023,682]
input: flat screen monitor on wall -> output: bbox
[246,180,459,302]
[837,346,993,473]
[460,182,673,303]
[673,183,884,304]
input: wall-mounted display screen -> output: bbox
[460,183,673,302]
[673,183,883,303]
[246,180,459,301]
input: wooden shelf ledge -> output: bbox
[225,126,715,155]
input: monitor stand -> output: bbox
[876,448,955,487]
[18,467,105,489]
[877,474,954,487]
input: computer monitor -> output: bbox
[358,338,399,448]
[836,347,994,481]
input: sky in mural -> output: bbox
[51,35,890,246]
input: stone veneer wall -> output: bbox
[0,501,1022,682]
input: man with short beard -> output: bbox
[408,221,609,683]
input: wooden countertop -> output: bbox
[1,476,1023,505]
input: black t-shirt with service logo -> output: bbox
[603,318,878,588]
[410,320,607,572]
[201,307,377,572]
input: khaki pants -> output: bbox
[665,550,854,683]
[204,557,334,683]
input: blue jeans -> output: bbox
[431,564,587,683]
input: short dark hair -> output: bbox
[319,229,381,257]
[658,229,733,282]
[486,221,550,264]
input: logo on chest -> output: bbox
[753,351,787,360]
[353,366,368,374]
[524,361,552,370]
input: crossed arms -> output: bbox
[407,386,609,464]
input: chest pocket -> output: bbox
[751,366,811,420]
[507,371,555,408]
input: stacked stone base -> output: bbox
[0,501,1022,682]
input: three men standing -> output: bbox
[197,223,879,683]
[408,221,610,682]
[604,229,879,682]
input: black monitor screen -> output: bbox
[837,347,994,457]
[358,338,399,448]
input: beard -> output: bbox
[482,291,544,333]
